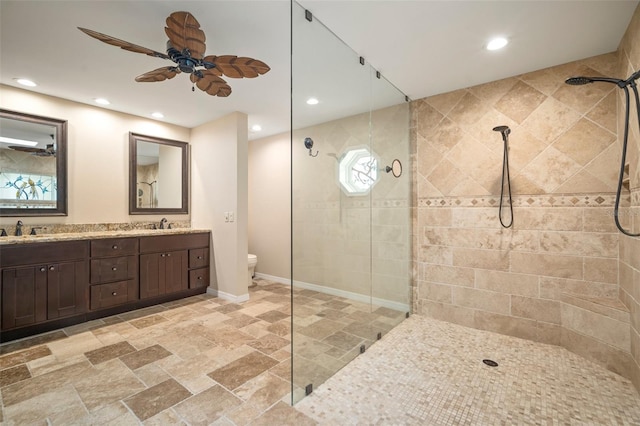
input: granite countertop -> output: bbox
[0,228,210,245]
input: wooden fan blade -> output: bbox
[8,146,45,153]
[165,11,206,60]
[135,67,180,82]
[190,71,232,97]
[78,27,169,59]
[203,55,270,79]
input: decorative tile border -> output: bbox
[417,194,624,208]
[295,199,411,209]
[632,188,640,207]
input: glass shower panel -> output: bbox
[291,2,373,403]
[370,69,411,332]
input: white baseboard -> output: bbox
[206,287,250,303]
[254,273,409,312]
[254,272,291,285]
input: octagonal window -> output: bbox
[338,147,379,195]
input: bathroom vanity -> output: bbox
[0,230,210,342]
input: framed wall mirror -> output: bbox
[0,109,68,216]
[129,132,188,215]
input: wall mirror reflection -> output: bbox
[129,132,188,215]
[0,109,67,216]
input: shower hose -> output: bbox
[499,134,513,229]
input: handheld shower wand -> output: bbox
[565,70,640,237]
[493,125,513,229]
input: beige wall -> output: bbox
[192,112,249,301]
[292,103,411,308]
[248,132,291,280]
[0,85,190,227]
[248,102,411,309]
[617,3,640,392]
[413,47,638,382]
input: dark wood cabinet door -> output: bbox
[140,253,163,299]
[164,250,188,294]
[1,266,47,330]
[47,261,88,320]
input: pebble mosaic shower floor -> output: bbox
[295,315,640,425]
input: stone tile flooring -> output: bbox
[3,279,639,425]
[0,279,404,424]
[296,315,640,425]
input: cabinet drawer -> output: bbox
[1,240,88,268]
[189,268,209,289]
[140,233,209,254]
[189,248,209,269]
[90,256,137,283]
[90,280,136,310]
[91,238,138,258]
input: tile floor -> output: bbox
[297,315,640,425]
[0,279,404,425]
[2,279,639,425]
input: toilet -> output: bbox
[248,254,258,288]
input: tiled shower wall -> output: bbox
[618,4,640,391]
[293,103,411,309]
[412,40,639,381]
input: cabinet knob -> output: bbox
[49,266,55,271]
[112,267,117,271]
[112,292,117,296]
[161,254,165,257]
[40,267,46,272]
[112,245,118,249]
[197,256,202,260]
[167,253,171,257]
[197,276,202,280]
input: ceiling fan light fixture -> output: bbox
[486,37,509,51]
[95,98,110,105]
[306,97,319,105]
[151,112,165,119]
[15,78,37,87]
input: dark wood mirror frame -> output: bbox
[129,132,189,215]
[0,109,68,216]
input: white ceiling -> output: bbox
[1,1,638,141]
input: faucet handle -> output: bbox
[0,228,6,237]
[30,227,43,236]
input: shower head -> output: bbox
[304,137,314,150]
[565,76,625,86]
[492,125,510,136]
[304,137,319,157]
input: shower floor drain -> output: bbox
[482,359,498,367]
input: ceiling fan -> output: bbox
[8,144,56,157]
[78,11,270,97]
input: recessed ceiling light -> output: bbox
[251,124,262,132]
[306,97,319,105]
[151,112,164,119]
[15,78,37,87]
[0,136,38,147]
[486,37,508,51]
[94,98,110,105]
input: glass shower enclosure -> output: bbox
[291,2,412,403]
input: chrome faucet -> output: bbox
[15,220,23,236]
[30,227,43,236]
[159,218,167,229]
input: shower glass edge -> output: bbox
[291,0,411,405]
